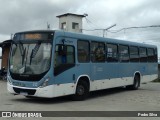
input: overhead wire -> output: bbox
[107,25,160,33]
[83,18,160,55]
[83,25,160,33]
[84,16,105,36]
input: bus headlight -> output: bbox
[7,75,12,85]
[39,77,50,88]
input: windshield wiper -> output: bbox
[19,43,26,65]
[12,44,17,56]
[30,42,41,65]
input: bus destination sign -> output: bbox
[24,34,42,40]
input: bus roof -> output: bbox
[54,30,157,48]
[15,30,157,48]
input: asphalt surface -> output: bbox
[0,80,160,120]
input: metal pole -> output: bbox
[103,24,116,37]
[105,24,116,31]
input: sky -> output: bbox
[0,0,160,58]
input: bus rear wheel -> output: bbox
[72,80,89,101]
[126,75,140,90]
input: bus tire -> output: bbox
[126,75,140,90]
[72,80,89,101]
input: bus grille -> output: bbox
[13,87,36,95]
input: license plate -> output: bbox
[20,92,28,96]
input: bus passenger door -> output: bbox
[53,37,77,96]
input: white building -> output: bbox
[56,13,85,33]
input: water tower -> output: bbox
[56,13,85,33]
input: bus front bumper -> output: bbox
[7,82,55,98]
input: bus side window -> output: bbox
[154,48,158,62]
[106,44,118,62]
[139,47,147,62]
[119,45,129,62]
[54,44,75,76]
[147,48,154,62]
[54,45,75,67]
[77,40,90,62]
[91,42,105,62]
[55,45,66,67]
[129,46,139,62]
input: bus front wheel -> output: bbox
[72,80,89,101]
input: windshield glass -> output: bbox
[10,43,52,75]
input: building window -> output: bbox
[61,22,66,29]
[72,22,79,29]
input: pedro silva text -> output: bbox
[138,112,158,117]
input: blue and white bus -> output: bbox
[7,30,158,100]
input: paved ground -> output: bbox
[0,80,160,120]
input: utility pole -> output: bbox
[95,24,116,37]
[10,34,13,39]
[103,24,116,37]
[47,22,50,30]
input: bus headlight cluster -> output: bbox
[7,75,12,85]
[39,77,50,88]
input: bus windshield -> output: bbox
[9,42,52,75]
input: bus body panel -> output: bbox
[7,30,158,98]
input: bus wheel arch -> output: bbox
[72,76,90,101]
[126,72,141,90]
[134,72,141,81]
[134,72,141,88]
